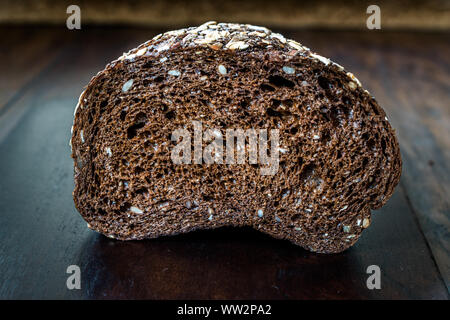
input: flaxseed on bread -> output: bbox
[70,22,401,253]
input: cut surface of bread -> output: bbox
[71,22,402,253]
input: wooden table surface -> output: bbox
[0,26,448,300]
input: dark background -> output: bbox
[0,0,448,299]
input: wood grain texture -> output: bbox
[0,27,72,110]
[0,27,76,144]
[2,0,450,30]
[0,27,448,299]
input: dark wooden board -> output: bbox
[0,26,448,299]
[0,27,74,112]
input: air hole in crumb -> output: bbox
[340,105,349,117]
[381,139,387,155]
[120,202,131,212]
[154,75,164,83]
[260,84,275,92]
[315,93,324,100]
[329,108,340,127]
[135,187,147,195]
[321,130,331,143]
[142,61,152,68]
[134,112,147,122]
[99,100,108,113]
[342,96,351,105]
[300,163,315,181]
[165,110,176,119]
[271,99,281,108]
[127,122,145,139]
[202,194,214,201]
[239,99,250,109]
[370,101,380,115]
[267,108,281,117]
[135,166,144,174]
[92,127,99,137]
[282,99,293,108]
[268,75,295,88]
[318,76,330,90]
[267,107,291,117]
[362,132,369,141]
[362,157,369,167]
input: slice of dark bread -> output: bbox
[70,22,402,253]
